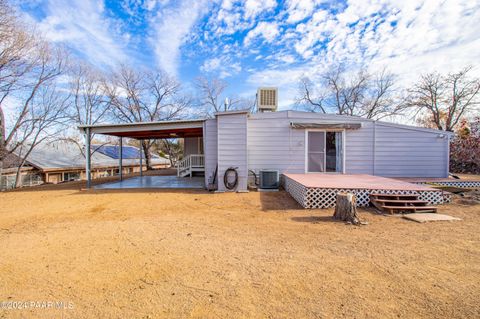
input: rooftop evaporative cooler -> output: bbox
[257,87,278,112]
[259,170,279,190]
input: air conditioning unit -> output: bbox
[257,87,278,112]
[259,170,279,190]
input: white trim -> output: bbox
[342,130,346,174]
[372,121,376,175]
[305,129,346,174]
[446,136,450,177]
[214,109,250,116]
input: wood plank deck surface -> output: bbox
[283,174,436,191]
[396,177,480,183]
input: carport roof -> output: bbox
[78,119,205,139]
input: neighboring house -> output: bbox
[0,152,43,190]
[0,142,169,189]
[79,109,452,192]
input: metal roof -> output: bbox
[14,142,169,171]
[78,118,206,129]
[78,119,205,139]
[214,109,250,116]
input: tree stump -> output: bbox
[333,192,361,225]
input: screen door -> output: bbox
[307,132,325,172]
[307,131,343,173]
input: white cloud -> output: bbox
[244,0,277,19]
[201,58,222,73]
[244,21,280,45]
[200,56,242,79]
[26,0,129,69]
[207,0,278,37]
[242,0,480,108]
[149,0,209,76]
[285,0,320,23]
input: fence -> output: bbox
[0,173,43,190]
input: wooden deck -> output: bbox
[283,174,434,191]
[396,177,480,189]
[282,174,448,209]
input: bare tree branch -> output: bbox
[405,66,480,131]
[195,76,253,116]
[297,65,400,119]
[103,65,190,169]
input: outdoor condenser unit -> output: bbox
[257,87,278,112]
[259,170,280,189]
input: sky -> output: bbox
[17,0,480,109]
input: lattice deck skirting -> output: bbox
[411,180,480,188]
[284,175,448,209]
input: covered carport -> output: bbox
[78,119,205,189]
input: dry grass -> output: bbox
[0,180,479,318]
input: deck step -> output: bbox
[369,193,419,198]
[372,199,429,204]
[380,205,437,210]
[380,205,437,214]
[370,193,438,214]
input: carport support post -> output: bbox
[119,137,123,181]
[139,139,143,177]
[85,127,91,188]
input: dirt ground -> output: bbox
[0,177,479,318]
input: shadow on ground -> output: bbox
[258,190,303,211]
[290,215,338,223]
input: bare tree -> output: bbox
[405,66,480,131]
[0,0,37,169]
[195,76,253,116]
[0,0,68,187]
[297,65,401,119]
[12,82,70,187]
[158,139,183,166]
[69,61,108,127]
[1,43,67,157]
[0,0,36,95]
[63,60,109,157]
[104,65,190,169]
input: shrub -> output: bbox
[450,117,480,174]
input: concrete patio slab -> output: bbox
[94,175,204,189]
[403,213,462,223]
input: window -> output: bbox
[63,172,80,181]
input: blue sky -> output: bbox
[18,0,480,109]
